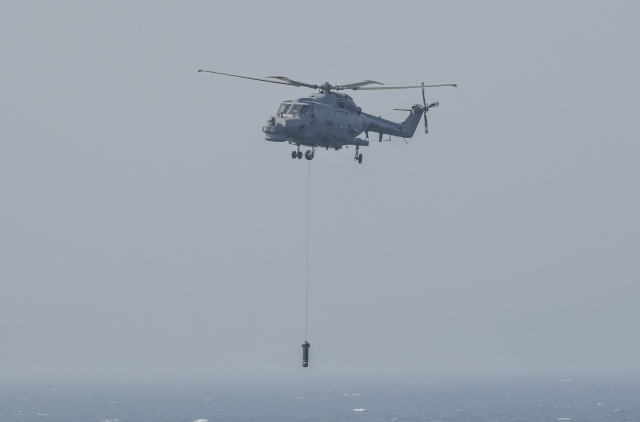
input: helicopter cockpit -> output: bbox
[277,103,314,118]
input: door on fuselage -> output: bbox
[333,110,348,140]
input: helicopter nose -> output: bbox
[279,117,300,131]
[263,116,287,142]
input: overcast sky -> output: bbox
[1,1,639,382]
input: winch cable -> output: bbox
[305,160,311,341]
[301,160,312,368]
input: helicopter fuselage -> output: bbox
[198,68,456,163]
[262,91,425,150]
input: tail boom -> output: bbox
[362,105,424,139]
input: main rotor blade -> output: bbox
[336,80,384,90]
[354,83,458,90]
[198,70,295,86]
[266,76,318,89]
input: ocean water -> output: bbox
[1,375,638,422]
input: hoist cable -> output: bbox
[305,160,311,341]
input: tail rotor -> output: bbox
[421,82,439,134]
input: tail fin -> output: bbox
[399,105,424,138]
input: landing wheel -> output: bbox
[358,154,363,164]
[304,150,314,160]
[291,151,297,159]
[297,151,303,159]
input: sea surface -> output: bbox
[1,375,638,422]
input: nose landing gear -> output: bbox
[291,147,314,160]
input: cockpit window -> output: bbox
[289,104,299,115]
[288,104,300,116]
[286,104,309,117]
[278,103,311,117]
[277,103,291,116]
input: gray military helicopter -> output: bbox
[198,70,456,164]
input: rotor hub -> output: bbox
[319,82,334,93]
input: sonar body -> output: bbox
[302,341,310,367]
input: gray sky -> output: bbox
[1,1,639,382]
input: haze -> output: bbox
[1,1,639,382]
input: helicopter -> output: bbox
[198,70,456,164]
